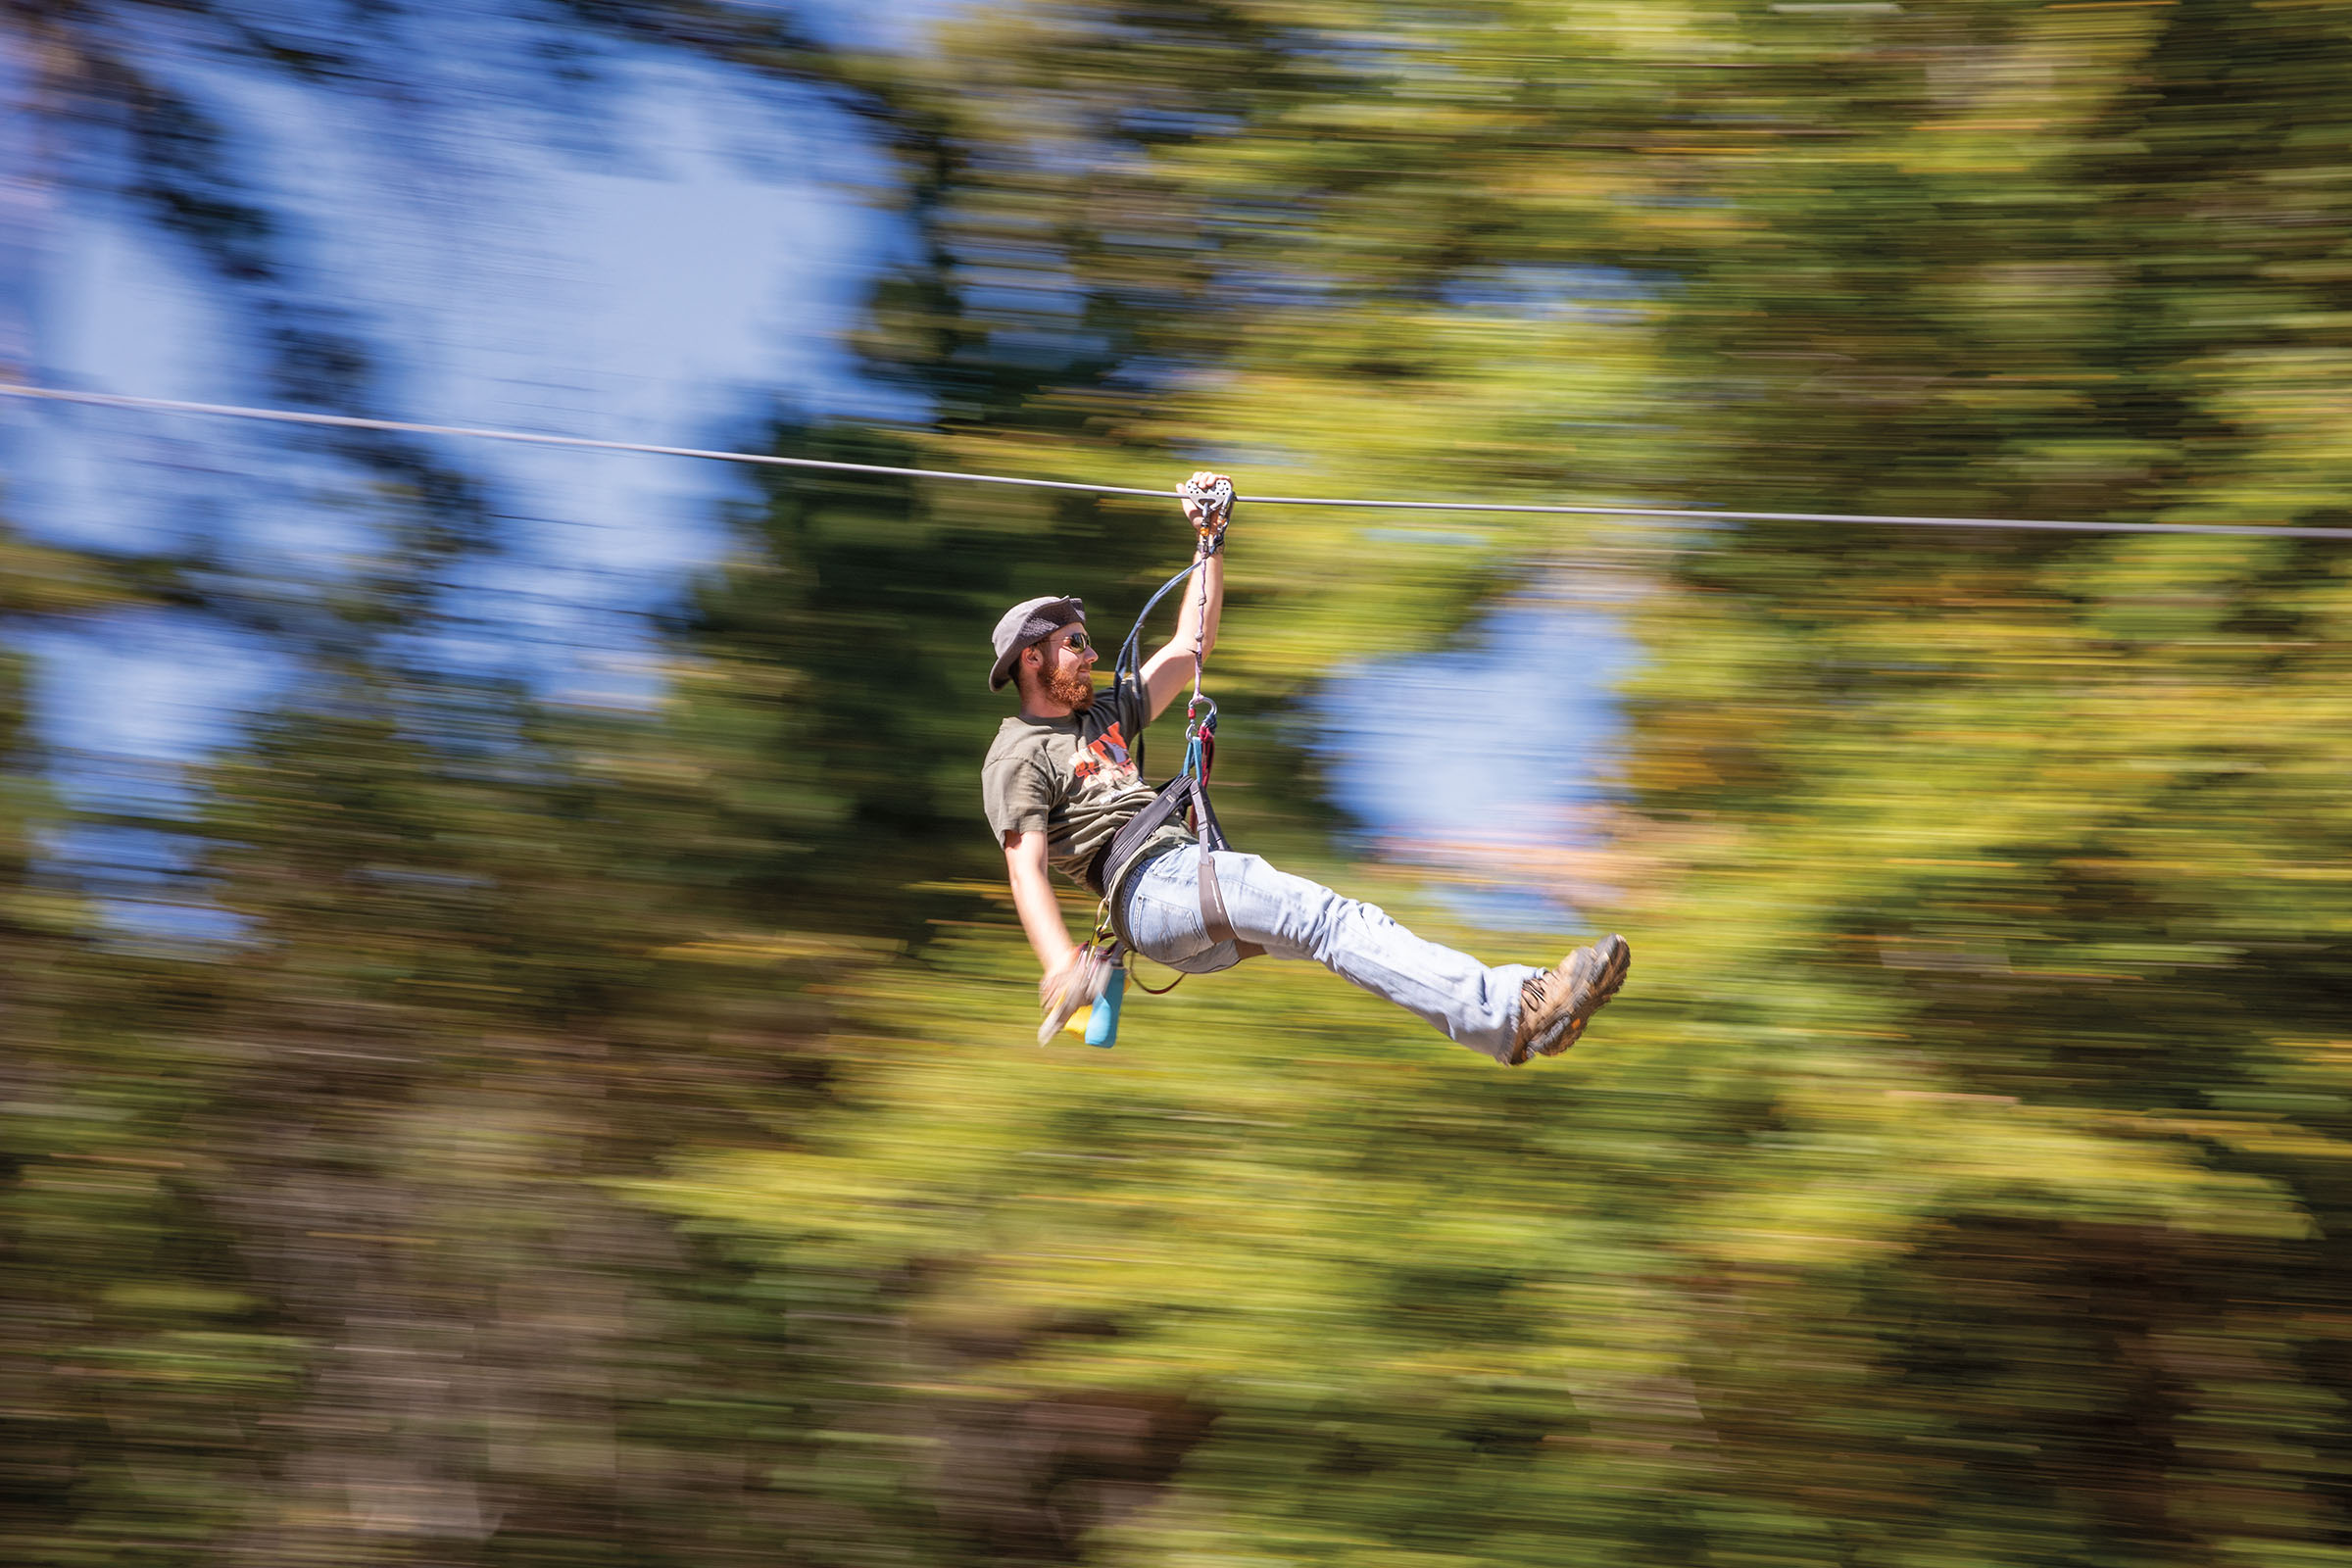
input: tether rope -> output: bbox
[7,381,2350,542]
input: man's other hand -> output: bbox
[1039,949,1091,1011]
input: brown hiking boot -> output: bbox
[1508,934,1631,1064]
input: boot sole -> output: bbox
[1526,934,1632,1058]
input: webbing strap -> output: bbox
[1198,853,1238,946]
[1196,851,1264,960]
[1097,772,1262,961]
[1096,775,1192,898]
[1187,787,1263,960]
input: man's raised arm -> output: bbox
[1139,468,1229,723]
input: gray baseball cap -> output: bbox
[989,595,1086,692]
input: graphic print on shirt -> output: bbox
[1069,721,1138,788]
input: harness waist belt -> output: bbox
[1094,775,1195,904]
[1098,774,1261,961]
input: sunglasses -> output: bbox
[1048,629,1092,656]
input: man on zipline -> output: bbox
[981,471,1631,1064]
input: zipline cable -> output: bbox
[8,381,2352,542]
[0,384,1175,502]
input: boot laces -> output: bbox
[1520,972,1550,1014]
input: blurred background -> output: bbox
[3,1,2350,1564]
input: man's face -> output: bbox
[1031,620,1097,709]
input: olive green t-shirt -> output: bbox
[982,676,1192,893]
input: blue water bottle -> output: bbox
[1083,966,1126,1048]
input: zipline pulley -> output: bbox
[1180,473,1234,537]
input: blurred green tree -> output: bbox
[651,4,2352,1568]
[7,2,2352,1566]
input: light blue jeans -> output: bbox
[1115,845,1540,1062]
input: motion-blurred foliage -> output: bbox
[5,0,2352,1565]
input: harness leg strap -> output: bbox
[1195,837,1264,961]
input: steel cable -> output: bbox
[8,381,2350,541]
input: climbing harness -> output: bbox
[1052,477,1252,1049]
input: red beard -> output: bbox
[1045,664,1096,710]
